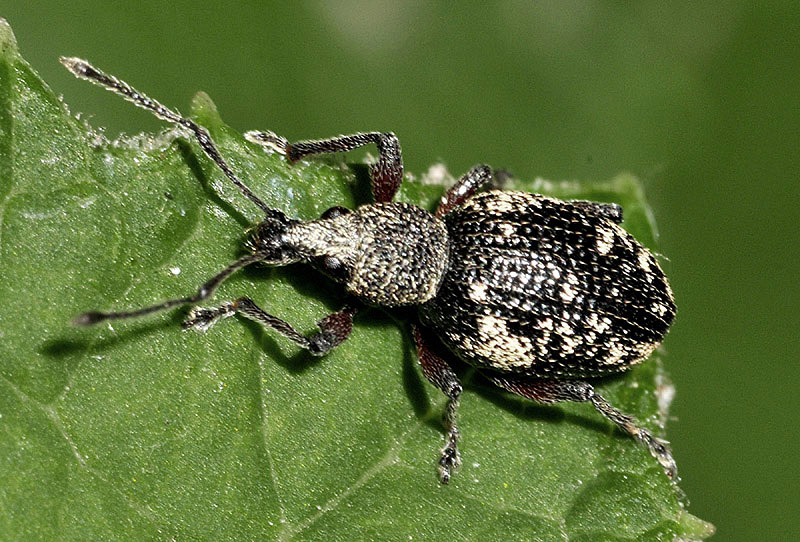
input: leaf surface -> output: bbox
[0,19,713,541]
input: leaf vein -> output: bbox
[280,423,417,541]
[256,354,287,527]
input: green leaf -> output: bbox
[0,19,712,541]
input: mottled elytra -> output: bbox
[64,57,677,484]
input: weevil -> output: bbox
[63,57,677,484]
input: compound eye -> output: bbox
[324,256,342,271]
[313,255,350,282]
[321,206,351,220]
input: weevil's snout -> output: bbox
[246,216,300,264]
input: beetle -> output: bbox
[63,57,677,484]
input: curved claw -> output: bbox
[438,432,461,484]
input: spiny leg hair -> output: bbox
[487,375,677,479]
[436,164,494,217]
[412,325,463,484]
[245,130,403,203]
[185,298,357,357]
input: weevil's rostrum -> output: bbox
[420,190,675,377]
[63,56,678,485]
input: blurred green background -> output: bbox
[4,1,798,539]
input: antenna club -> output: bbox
[71,311,107,327]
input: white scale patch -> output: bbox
[600,338,658,366]
[586,313,613,334]
[596,226,615,255]
[637,342,658,360]
[496,222,515,236]
[560,283,577,303]
[555,321,574,336]
[469,282,489,303]
[537,317,554,331]
[637,249,652,273]
[651,302,669,316]
[560,334,580,355]
[482,197,517,214]
[473,315,534,369]
[546,261,561,280]
[601,337,627,366]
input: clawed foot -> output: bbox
[244,130,289,155]
[641,432,678,480]
[438,432,461,484]
[182,303,235,332]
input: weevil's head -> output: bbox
[273,205,360,284]
[247,203,448,307]
[245,206,358,272]
[245,210,302,265]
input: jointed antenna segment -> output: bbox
[60,57,273,216]
[72,252,267,327]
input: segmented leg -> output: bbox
[60,57,276,216]
[435,164,494,217]
[184,298,356,356]
[569,200,624,223]
[412,325,463,484]
[245,130,403,203]
[486,374,677,479]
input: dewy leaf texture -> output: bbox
[0,19,713,541]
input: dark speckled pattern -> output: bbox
[419,190,675,378]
